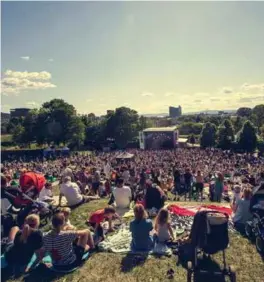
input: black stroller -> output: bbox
[187,210,236,282]
[245,184,264,254]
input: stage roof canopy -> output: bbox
[143,126,177,133]
[116,152,134,159]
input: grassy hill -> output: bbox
[2,199,264,282]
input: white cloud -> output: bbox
[221,87,233,94]
[48,58,54,62]
[1,70,56,95]
[164,92,175,97]
[241,83,264,91]
[86,99,93,103]
[20,56,30,60]
[26,101,39,108]
[141,92,154,97]
[4,70,51,80]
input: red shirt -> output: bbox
[89,209,105,224]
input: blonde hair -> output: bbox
[60,207,71,217]
[243,188,252,200]
[134,204,148,221]
[155,208,170,226]
[25,214,40,228]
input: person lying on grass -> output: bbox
[36,213,95,271]
[154,208,175,243]
[3,214,43,274]
[88,206,117,244]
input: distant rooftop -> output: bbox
[143,126,177,132]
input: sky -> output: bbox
[1,1,264,115]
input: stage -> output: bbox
[139,126,179,150]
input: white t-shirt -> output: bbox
[39,188,53,201]
[60,181,83,206]
[113,186,132,208]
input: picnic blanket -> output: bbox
[168,204,232,217]
[98,225,172,256]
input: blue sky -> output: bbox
[1,1,264,115]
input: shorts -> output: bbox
[196,183,204,192]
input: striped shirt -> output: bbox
[43,231,77,266]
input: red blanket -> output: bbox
[168,204,232,217]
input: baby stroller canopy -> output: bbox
[19,172,46,193]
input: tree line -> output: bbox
[1,99,264,153]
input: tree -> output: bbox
[217,119,234,149]
[138,116,148,131]
[260,124,264,139]
[22,109,39,146]
[178,122,203,135]
[66,116,85,148]
[232,116,246,134]
[12,124,26,145]
[105,107,139,148]
[200,122,217,148]
[237,120,257,152]
[41,99,76,144]
[251,104,264,129]
[237,107,252,117]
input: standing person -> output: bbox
[195,170,204,202]
[173,169,181,200]
[76,167,88,194]
[104,162,111,180]
[112,178,132,209]
[92,170,101,196]
[130,204,153,251]
[184,168,193,201]
[215,173,224,202]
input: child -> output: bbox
[98,182,106,197]
[232,185,241,204]
[88,206,116,244]
[130,204,153,251]
[154,208,175,243]
[39,182,54,203]
[60,207,76,230]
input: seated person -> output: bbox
[39,213,94,270]
[60,207,76,231]
[154,208,175,243]
[112,178,132,209]
[130,204,153,251]
[3,214,43,274]
[145,181,166,211]
[88,206,116,244]
[59,176,99,207]
[39,182,54,203]
[232,188,253,230]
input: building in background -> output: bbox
[10,108,30,118]
[169,106,182,118]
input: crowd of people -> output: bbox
[1,148,264,275]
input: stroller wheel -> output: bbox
[256,236,264,254]
[245,222,254,239]
[187,262,192,282]
[229,266,236,282]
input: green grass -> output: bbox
[2,200,264,282]
[1,135,13,143]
